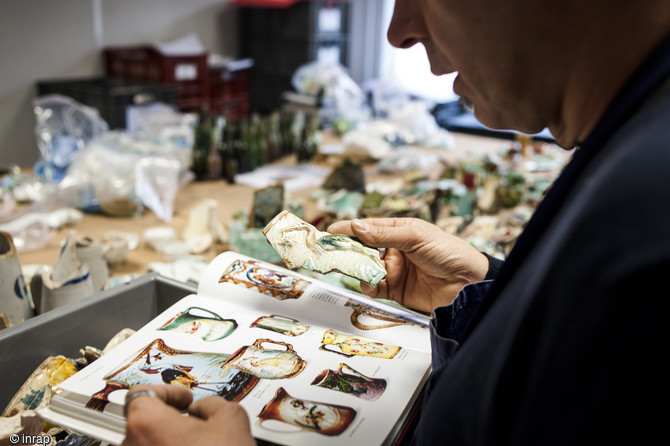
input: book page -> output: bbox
[197,251,431,352]
[46,290,431,446]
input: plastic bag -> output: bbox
[59,131,189,221]
[367,78,454,148]
[291,60,370,127]
[33,95,109,182]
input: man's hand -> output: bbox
[122,385,255,446]
[328,218,489,312]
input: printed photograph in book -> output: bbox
[225,338,306,379]
[219,258,310,300]
[85,338,259,411]
[311,363,387,401]
[158,306,238,341]
[37,252,433,446]
[257,387,357,437]
[319,330,401,359]
[346,301,422,331]
[250,314,311,337]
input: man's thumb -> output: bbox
[350,218,413,251]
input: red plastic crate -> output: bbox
[209,67,250,118]
[103,45,210,112]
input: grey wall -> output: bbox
[0,0,238,168]
[0,0,384,168]
[348,0,387,84]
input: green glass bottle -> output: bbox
[253,114,268,167]
[191,105,212,181]
[242,119,258,171]
[220,116,238,184]
[267,112,281,162]
[233,118,248,173]
[298,115,317,163]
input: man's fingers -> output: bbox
[125,385,193,417]
[360,280,383,298]
[328,217,416,236]
[348,219,426,252]
[188,397,251,425]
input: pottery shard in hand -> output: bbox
[263,211,386,287]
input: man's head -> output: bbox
[388,0,670,147]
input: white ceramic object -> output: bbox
[143,226,178,252]
[263,211,387,286]
[39,233,95,313]
[0,231,33,325]
[75,235,109,291]
[102,231,138,266]
[182,199,228,254]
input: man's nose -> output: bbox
[387,0,429,49]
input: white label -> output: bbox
[175,63,197,81]
[318,8,342,33]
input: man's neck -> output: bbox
[549,11,670,148]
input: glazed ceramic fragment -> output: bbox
[182,199,228,254]
[0,411,44,444]
[2,356,77,417]
[39,233,95,313]
[263,210,386,286]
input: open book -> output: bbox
[39,251,432,446]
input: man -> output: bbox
[123,0,670,444]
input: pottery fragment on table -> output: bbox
[263,210,386,287]
[182,199,228,254]
[102,230,139,266]
[322,158,366,193]
[250,184,285,229]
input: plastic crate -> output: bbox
[103,45,209,112]
[279,1,349,39]
[275,37,348,76]
[209,66,250,119]
[247,71,295,113]
[35,77,179,129]
[240,1,349,41]
[0,273,196,411]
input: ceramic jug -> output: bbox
[0,231,33,325]
[319,330,400,359]
[311,363,387,401]
[257,387,357,436]
[159,307,237,341]
[219,259,310,300]
[350,305,408,330]
[39,232,95,313]
[225,338,306,379]
[250,314,310,337]
[87,338,259,411]
[74,235,109,292]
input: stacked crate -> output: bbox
[104,45,250,117]
[104,45,209,112]
[36,77,179,130]
[239,0,350,113]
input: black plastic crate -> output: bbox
[248,71,294,113]
[240,1,349,41]
[36,77,179,129]
[277,1,349,40]
[276,37,348,75]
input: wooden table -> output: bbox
[17,133,508,279]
